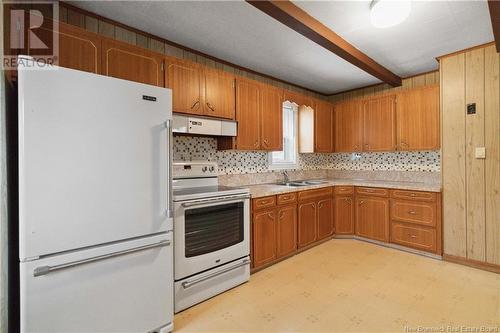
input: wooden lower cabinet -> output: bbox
[298,201,317,248]
[355,196,390,242]
[334,196,354,235]
[276,205,297,258]
[252,209,277,268]
[317,198,334,240]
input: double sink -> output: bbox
[275,179,329,187]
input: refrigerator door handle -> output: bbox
[33,239,171,277]
[165,119,173,218]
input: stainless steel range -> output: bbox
[173,161,250,312]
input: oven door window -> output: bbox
[184,202,244,258]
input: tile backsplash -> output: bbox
[173,136,440,174]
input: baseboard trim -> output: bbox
[443,254,500,274]
[333,235,443,260]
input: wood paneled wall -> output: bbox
[440,44,500,265]
[58,3,328,101]
[329,71,439,103]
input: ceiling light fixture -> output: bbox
[370,0,411,28]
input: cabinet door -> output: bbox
[396,86,440,150]
[317,198,334,240]
[363,95,396,151]
[276,205,297,258]
[298,201,317,248]
[235,79,261,150]
[334,100,363,152]
[56,23,101,74]
[252,209,277,268]
[314,100,334,152]
[260,84,283,151]
[102,39,163,86]
[203,68,235,119]
[334,196,354,235]
[355,197,389,242]
[165,59,202,114]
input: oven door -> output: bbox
[174,194,250,280]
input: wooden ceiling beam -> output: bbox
[247,0,402,87]
[488,0,500,52]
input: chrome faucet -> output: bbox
[283,171,290,183]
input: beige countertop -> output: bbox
[246,178,441,198]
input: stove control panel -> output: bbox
[173,161,218,179]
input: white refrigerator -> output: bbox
[17,59,174,333]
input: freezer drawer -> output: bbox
[20,233,173,333]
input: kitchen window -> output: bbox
[268,101,298,170]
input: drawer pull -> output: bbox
[410,193,416,197]
[282,196,290,200]
[408,210,417,215]
[259,200,268,205]
[408,234,417,239]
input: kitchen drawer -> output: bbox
[252,196,276,210]
[391,200,436,227]
[334,186,354,195]
[298,187,333,202]
[277,192,297,205]
[390,189,436,202]
[390,222,437,253]
[356,187,388,197]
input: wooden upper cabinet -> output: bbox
[355,196,389,242]
[396,85,440,151]
[317,198,334,240]
[55,22,101,74]
[234,78,261,150]
[334,100,363,152]
[260,84,283,151]
[363,95,396,152]
[334,196,354,235]
[102,39,164,87]
[203,68,235,119]
[165,59,202,114]
[314,100,334,153]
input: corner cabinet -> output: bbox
[101,39,164,87]
[396,85,440,151]
[297,187,334,248]
[355,188,390,242]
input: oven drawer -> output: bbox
[391,200,436,227]
[174,257,250,312]
[390,222,437,253]
[253,196,276,210]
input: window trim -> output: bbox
[268,102,299,170]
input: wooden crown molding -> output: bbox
[246,0,402,87]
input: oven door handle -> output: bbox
[181,258,250,289]
[181,195,250,208]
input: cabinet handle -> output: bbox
[279,211,284,219]
[206,102,215,112]
[259,200,268,205]
[410,193,416,197]
[319,202,323,208]
[344,198,351,203]
[263,139,269,146]
[408,234,417,239]
[312,203,316,208]
[353,145,359,150]
[358,200,364,205]
[400,141,408,146]
[254,140,260,148]
[268,213,274,219]
[191,100,200,109]
[408,210,417,215]
[282,196,290,200]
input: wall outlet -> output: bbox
[475,147,486,159]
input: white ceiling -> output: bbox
[69,1,493,94]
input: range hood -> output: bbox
[172,114,237,137]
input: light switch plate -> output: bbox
[475,147,486,159]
